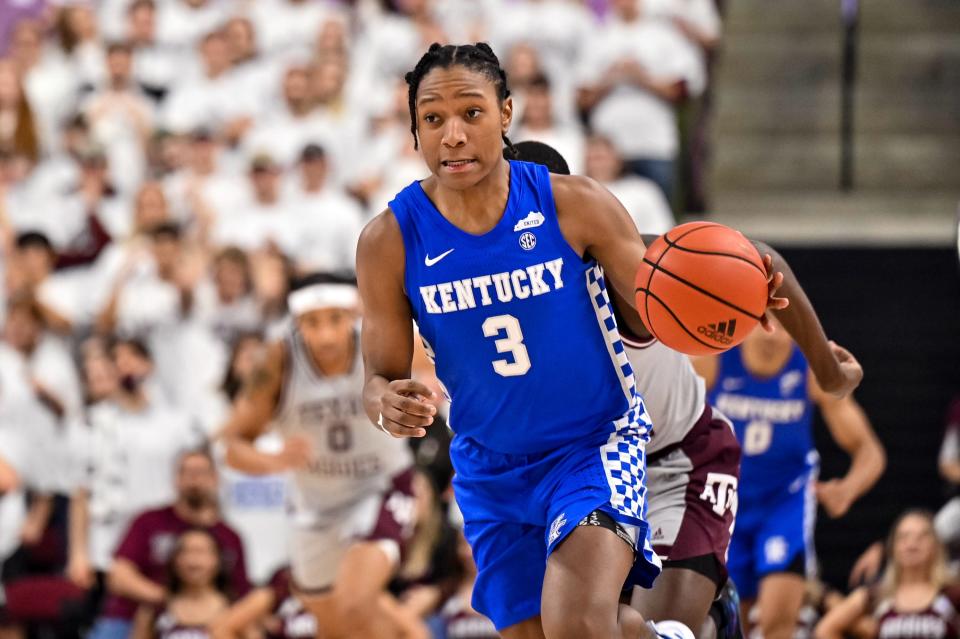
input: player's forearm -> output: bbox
[108,560,166,605]
[842,432,886,500]
[224,437,287,475]
[753,240,843,392]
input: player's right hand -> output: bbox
[278,434,313,470]
[378,379,437,438]
[825,340,864,398]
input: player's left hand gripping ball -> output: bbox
[378,379,437,438]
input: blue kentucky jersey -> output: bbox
[389,160,642,455]
[708,344,817,503]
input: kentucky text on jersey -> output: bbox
[419,258,565,314]
[712,395,806,423]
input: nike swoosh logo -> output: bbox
[424,249,454,266]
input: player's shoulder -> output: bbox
[358,208,404,255]
[357,208,405,280]
[548,173,611,211]
[548,173,624,238]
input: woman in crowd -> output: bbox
[814,509,960,639]
[131,529,233,639]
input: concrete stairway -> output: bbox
[707,0,960,244]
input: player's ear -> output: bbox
[500,96,513,134]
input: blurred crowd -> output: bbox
[0,0,715,636]
[25,0,960,638]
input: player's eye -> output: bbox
[466,108,482,119]
[423,113,440,124]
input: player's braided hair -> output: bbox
[405,42,518,157]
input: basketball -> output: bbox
[634,221,769,356]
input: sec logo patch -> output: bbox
[519,232,537,251]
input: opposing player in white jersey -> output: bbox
[509,141,864,638]
[221,273,416,639]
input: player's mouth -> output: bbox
[441,158,476,173]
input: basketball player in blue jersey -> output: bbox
[697,320,886,639]
[357,43,786,639]
[509,140,867,639]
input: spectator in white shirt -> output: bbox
[485,0,592,122]
[79,336,119,407]
[221,16,277,139]
[161,30,246,141]
[66,337,202,594]
[155,0,228,50]
[84,42,155,197]
[96,221,223,409]
[286,143,365,274]
[50,146,126,257]
[5,232,78,335]
[584,133,675,235]
[126,0,184,103]
[513,73,586,176]
[577,0,706,202]
[647,0,722,214]
[242,64,340,172]
[356,0,449,89]
[192,247,262,348]
[53,4,107,92]
[164,129,241,232]
[28,113,89,204]
[352,78,429,217]
[0,59,40,164]
[2,294,83,423]
[308,54,367,184]
[246,0,334,59]
[7,19,77,156]
[211,154,298,255]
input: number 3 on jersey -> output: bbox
[482,314,531,377]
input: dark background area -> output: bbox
[774,245,960,589]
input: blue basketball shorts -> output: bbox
[450,410,662,630]
[727,468,818,600]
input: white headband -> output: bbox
[288,284,359,315]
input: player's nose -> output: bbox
[441,117,467,148]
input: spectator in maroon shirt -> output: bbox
[87,449,249,639]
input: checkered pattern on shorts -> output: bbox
[601,417,650,521]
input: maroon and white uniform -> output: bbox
[275,329,415,590]
[624,335,740,579]
[154,607,219,639]
[267,568,318,639]
[438,592,500,639]
[872,587,960,639]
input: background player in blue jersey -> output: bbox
[510,140,868,639]
[357,43,786,639]
[697,319,886,639]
